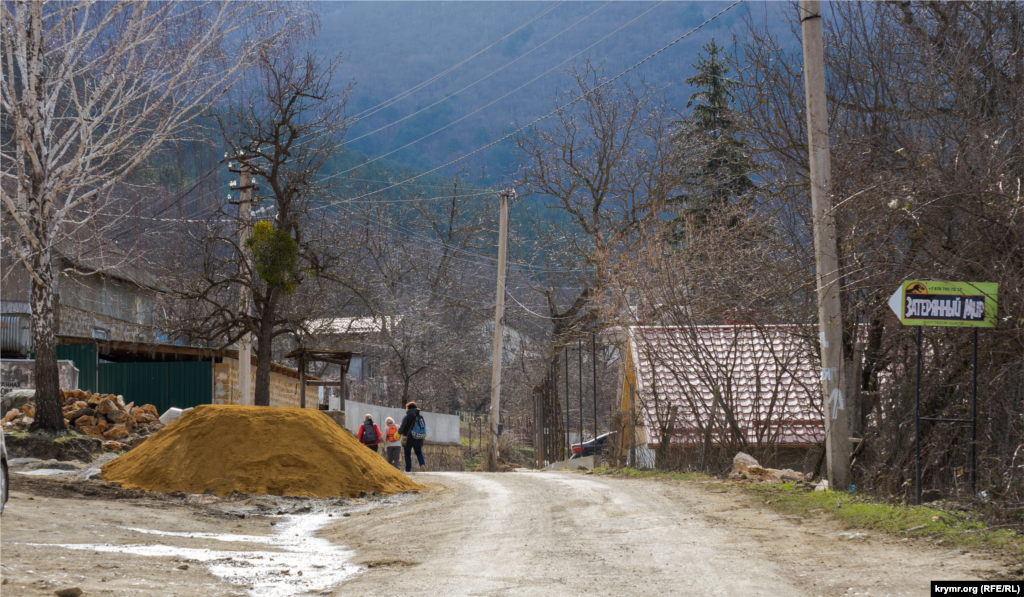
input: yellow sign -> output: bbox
[888,281,998,328]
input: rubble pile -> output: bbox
[102,404,427,498]
[1,389,165,451]
[729,452,808,483]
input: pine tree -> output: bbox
[669,39,754,238]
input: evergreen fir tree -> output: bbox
[668,39,754,239]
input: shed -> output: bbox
[618,325,825,470]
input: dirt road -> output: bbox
[1,470,1005,596]
[325,471,1002,597]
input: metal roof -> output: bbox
[306,316,399,335]
[628,325,825,448]
[56,239,166,293]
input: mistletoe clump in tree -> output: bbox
[170,47,349,407]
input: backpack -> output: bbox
[410,415,427,440]
[386,424,399,442]
[361,421,378,444]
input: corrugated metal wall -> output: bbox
[56,344,98,392]
[99,361,212,414]
[1,314,32,355]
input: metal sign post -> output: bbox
[888,280,997,504]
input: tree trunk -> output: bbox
[699,386,722,472]
[29,249,64,432]
[253,293,276,406]
[656,405,678,470]
[399,377,410,409]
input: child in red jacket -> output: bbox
[358,414,382,453]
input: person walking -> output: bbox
[358,414,382,453]
[397,402,427,472]
[384,416,402,469]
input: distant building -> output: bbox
[616,325,825,471]
[2,240,164,354]
[1,241,318,411]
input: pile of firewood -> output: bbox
[1,389,165,451]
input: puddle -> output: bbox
[22,512,359,596]
[15,469,71,476]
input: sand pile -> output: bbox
[101,405,426,498]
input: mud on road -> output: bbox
[1,470,1010,597]
[0,474,408,597]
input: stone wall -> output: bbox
[214,357,319,408]
[58,305,158,344]
[1,359,80,401]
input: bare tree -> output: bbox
[1,1,288,431]
[729,1,1023,502]
[512,62,679,462]
[337,175,498,410]
[168,48,349,406]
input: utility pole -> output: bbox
[800,0,850,488]
[229,154,255,406]
[487,188,513,472]
[592,332,598,447]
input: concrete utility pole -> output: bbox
[231,155,254,406]
[800,0,850,488]
[487,189,513,471]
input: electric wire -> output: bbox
[320,0,742,202]
[328,0,669,183]
[348,0,566,122]
[344,1,612,146]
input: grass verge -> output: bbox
[594,467,1024,563]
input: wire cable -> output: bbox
[329,0,669,182]
[349,1,566,122]
[345,1,612,146]
[326,0,743,203]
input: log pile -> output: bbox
[1,390,165,451]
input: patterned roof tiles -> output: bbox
[629,325,825,448]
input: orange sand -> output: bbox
[101,405,426,498]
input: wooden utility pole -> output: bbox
[230,155,254,406]
[487,189,513,471]
[800,0,850,488]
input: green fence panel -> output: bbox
[98,361,211,414]
[56,344,98,392]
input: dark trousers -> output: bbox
[386,446,401,468]
[365,443,378,453]
[403,442,425,471]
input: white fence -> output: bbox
[344,400,460,445]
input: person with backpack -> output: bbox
[358,414,382,453]
[383,416,402,469]
[397,401,427,472]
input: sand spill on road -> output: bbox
[23,511,358,596]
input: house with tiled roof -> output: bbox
[616,325,825,470]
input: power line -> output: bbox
[348,1,566,122]
[105,163,222,244]
[323,0,742,201]
[345,1,612,146]
[329,0,669,183]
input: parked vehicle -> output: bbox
[1,430,8,515]
[570,431,616,459]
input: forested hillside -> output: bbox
[318,1,785,178]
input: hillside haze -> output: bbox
[317,1,788,180]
